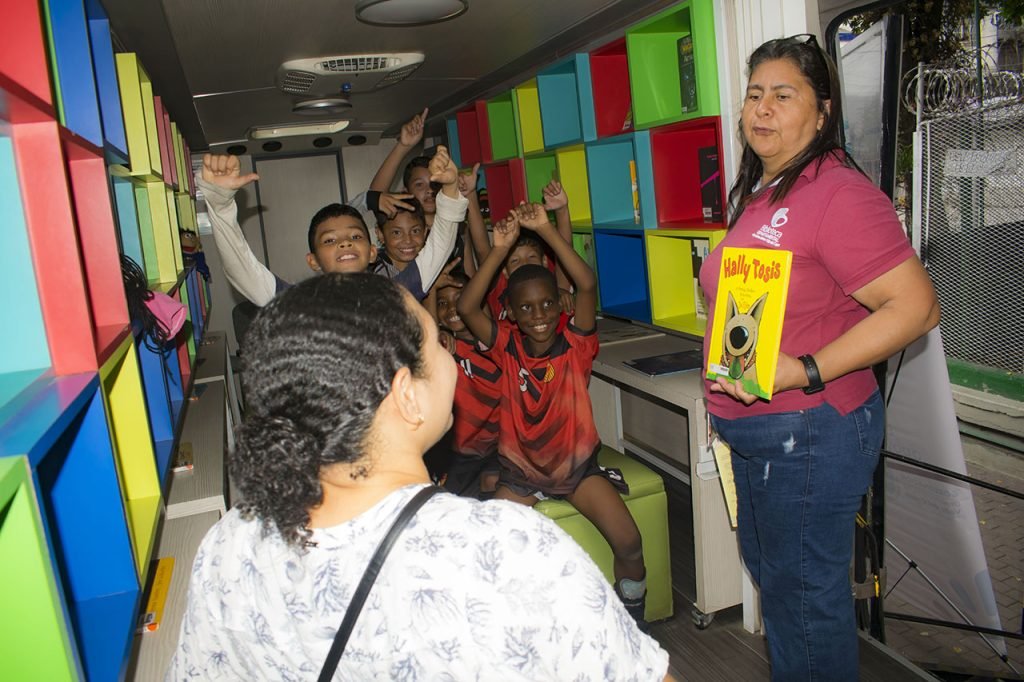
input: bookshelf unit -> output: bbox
[0,1,206,677]
[444,4,727,339]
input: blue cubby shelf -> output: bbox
[134,328,176,480]
[0,371,140,682]
[186,270,204,345]
[44,0,104,148]
[84,0,127,159]
[594,229,651,323]
[445,116,463,169]
[585,131,656,230]
[111,174,144,269]
[537,53,597,149]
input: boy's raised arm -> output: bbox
[369,107,427,192]
[459,162,490,270]
[542,179,574,295]
[196,154,280,306]
[457,212,519,348]
[407,146,467,297]
[516,202,597,332]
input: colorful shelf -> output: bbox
[537,54,596,148]
[650,117,726,229]
[594,229,651,323]
[646,228,725,336]
[590,38,633,139]
[585,131,656,229]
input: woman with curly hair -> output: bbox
[167,272,670,681]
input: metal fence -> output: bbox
[915,78,1024,374]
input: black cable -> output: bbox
[120,254,171,353]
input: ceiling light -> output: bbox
[248,120,350,140]
[355,0,468,26]
[292,97,353,116]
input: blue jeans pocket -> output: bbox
[852,390,884,458]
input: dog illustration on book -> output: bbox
[721,292,768,384]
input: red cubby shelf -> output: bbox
[455,102,491,167]
[0,0,54,109]
[590,38,633,139]
[62,130,131,365]
[649,117,726,229]
[482,158,527,223]
[12,120,97,375]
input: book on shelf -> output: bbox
[137,557,175,633]
[624,349,703,377]
[677,34,698,114]
[698,146,723,223]
[706,247,792,399]
[172,442,194,473]
[628,159,640,224]
[691,238,711,320]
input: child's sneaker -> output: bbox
[615,577,650,633]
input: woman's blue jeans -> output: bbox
[711,390,883,682]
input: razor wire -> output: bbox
[903,65,1024,119]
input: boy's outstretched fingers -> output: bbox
[201,153,259,190]
[435,257,464,289]
[542,179,568,211]
[429,146,457,185]
[378,192,415,218]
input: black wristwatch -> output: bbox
[799,354,825,394]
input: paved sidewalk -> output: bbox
[883,436,1023,679]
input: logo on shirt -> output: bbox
[459,358,474,379]
[518,367,530,392]
[752,207,788,247]
[542,363,556,383]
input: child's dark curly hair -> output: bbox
[232,272,426,548]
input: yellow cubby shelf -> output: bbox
[165,186,184,272]
[98,334,162,577]
[145,180,177,283]
[114,53,161,181]
[514,79,544,155]
[554,144,591,227]
[645,228,725,337]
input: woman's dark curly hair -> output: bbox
[231,272,426,548]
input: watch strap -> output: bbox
[799,354,825,394]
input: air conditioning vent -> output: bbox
[277,53,425,95]
[320,56,394,72]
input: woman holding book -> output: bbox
[698,35,939,682]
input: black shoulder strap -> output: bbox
[317,485,443,682]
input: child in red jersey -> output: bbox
[456,202,649,626]
[485,180,576,323]
[426,267,502,498]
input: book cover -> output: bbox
[691,238,710,320]
[677,35,698,114]
[172,442,194,473]
[697,146,723,222]
[706,247,792,399]
[138,556,175,632]
[624,349,703,377]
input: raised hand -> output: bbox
[514,201,553,231]
[558,287,575,315]
[492,209,520,249]
[458,162,482,198]
[428,146,458,188]
[542,179,568,211]
[377,192,415,219]
[202,154,259,191]
[399,107,428,147]
[431,257,464,291]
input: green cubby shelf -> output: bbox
[514,78,545,155]
[554,144,592,228]
[537,53,596,148]
[585,131,656,229]
[645,228,725,337]
[523,151,558,205]
[650,116,726,229]
[626,0,720,129]
[0,455,80,681]
[486,91,521,162]
[589,38,633,139]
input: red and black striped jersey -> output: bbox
[451,337,502,457]
[486,322,600,494]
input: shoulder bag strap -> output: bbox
[317,485,443,682]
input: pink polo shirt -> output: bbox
[699,152,916,419]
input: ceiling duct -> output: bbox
[277,52,425,96]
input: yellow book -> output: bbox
[705,247,792,400]
[138,556,175,632]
